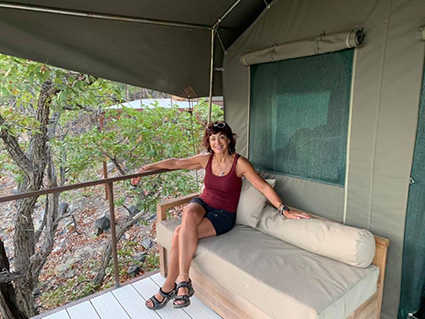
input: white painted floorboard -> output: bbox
[43,310,70,319]
[132,277,191,319]
[37,273,222,319]
[66,300,100,319]
[90,292,131,319]
[112,284,160,319]
[150,273,221,319]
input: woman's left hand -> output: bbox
[283,209,311,220]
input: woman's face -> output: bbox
[209,132,230,154]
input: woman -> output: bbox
[131,121,310,310]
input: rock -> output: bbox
[52,246,62,253]
[64,269,76,279]
[141,238,154,250]
[57,229,66,237]
[95,215,110,235]
[54,257,78,277]
[128,205,140,216]
[127,265,140,277]
[59,202,69,216]
[33,288,42,298]
[75,246,94,259]
[135,252,148,263]
[107,163,115,172]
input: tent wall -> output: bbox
[223,0,425,318]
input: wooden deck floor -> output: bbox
[36,273,222,319]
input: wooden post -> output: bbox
[157,203,168,277]
[99,114,109,200]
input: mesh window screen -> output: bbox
[249,49,354,186]
[398,61,425,318]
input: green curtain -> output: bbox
[398,63,425,318]
[249,49,353,186]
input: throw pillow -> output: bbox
[236,178,276,228]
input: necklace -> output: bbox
[215,157,228,176]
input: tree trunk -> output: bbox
[0,75,93,317]
[93,211,145,286]
[13,193,38,318]
[0,239,28,319]
[8,81,57,318]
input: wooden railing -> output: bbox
[0,169,173,288]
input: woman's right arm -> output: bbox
[131,154,208,185]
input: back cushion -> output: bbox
[236,178,275,228]
[257,205,376,268]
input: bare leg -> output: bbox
[145,226,182,308]
[146,204,215,308]
[175,204,216,304]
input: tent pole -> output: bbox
[207,0,243,123]
[208,28,216,124]
[217,0,243,23]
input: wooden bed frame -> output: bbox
[156,194,390,319]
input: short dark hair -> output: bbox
[203,121,237,154]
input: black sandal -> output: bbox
[145,284,176,310]
[173,279,194,308]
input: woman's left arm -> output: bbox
[238,157,310,220]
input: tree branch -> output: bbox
[30,81,58,179]
[34,198,48,244]
[0,272,21,284]
[0,115,33,176]
[63,103,98,114]
[102,152,126,175]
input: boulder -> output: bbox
[127,265,141,277]
[95,215,110,235]
[141,238,154,250]
[135,252,148,263]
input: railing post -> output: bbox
[106,181,120,288]
[103,161,109,199]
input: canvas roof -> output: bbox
[0,0,270,97]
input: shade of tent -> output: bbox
[1,1,425,319]
[0,0,268,97]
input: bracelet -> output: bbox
[278,204,290,215]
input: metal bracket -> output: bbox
[315,32,326,52]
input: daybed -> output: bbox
[155,180,389,319]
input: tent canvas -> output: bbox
[0,0,270,97]
[223,1,425,318]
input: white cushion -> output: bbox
[256,205,376,268]
[157,219,379,319]
[235,178,275,228]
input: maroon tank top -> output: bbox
[199,154,242,213]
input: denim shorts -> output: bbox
[189,197,236,235]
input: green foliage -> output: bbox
[0,51,224,226]
[0,54,125,170]
[60,100,223,212]
[1,53,224,309]
[40,275,98,309]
